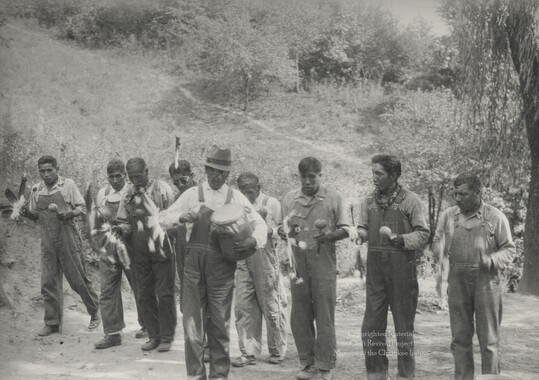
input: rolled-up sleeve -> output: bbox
[490,212,516,271]
[402,195,430,250]
[357,197,370,242]
[158,187,196,230]
[239,193,267,249]
[65,179,86,214]
[266,197,282,238]
[115,195,132,237]
[334,193,350,229]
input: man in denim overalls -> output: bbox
[357,155,429,380]
[433,173,515,380]
[159,146,268,380]
[21,155,100,336]
[93,158,146,349]
[279,157,351,380]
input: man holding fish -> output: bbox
[278,157,351,380]
[114,157,176,352]
[357,154,429,380]
[20,155,100,336]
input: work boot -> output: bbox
[297,364,318,380]
[314,369,332,380]
[88,314,101,330]
[268,354,285,364]
[156,341,172,352]
[94,334,121,349]
[141,339,160,351]
[231,355,256,367]
[135,327,148,339]
[203,346,210,363]
[37,325,60,336]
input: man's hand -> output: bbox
[111,225,123,237]
[233,237,257,254]
[389,234,405,248]
[277,226,287,241]
[20,205,38,221]
[57,211,76,221]
[480,252,492,271]
[179,212,198,224]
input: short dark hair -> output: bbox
[237,172,259,188]
[371,154,401,179]
[38,155,57,168]
[107,158,125,174]
[126,157,147,172]
[454,172,482,193]
[168,160,192,176]
[298,157,322,175]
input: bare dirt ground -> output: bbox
[1,219,539,380]
[1,18,539,380]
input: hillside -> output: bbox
[1,17,538,380]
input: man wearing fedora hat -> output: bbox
[159,145,268,380]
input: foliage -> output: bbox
[376,88,528,290]
[440,0,539,295]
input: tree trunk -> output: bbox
[506,1,539,295]
[295,52,300,93]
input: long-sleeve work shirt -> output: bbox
[159,181,268,249]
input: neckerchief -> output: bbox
[373,182,401,211]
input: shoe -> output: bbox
[135,327,148,339]
[203,346,210,363]
[231,355,256,367]
[88,314,101,330]
[297,364,318,380]
[37,325,60,336]
[156,341,172,352]
[94,334,121,349]
[141,339,160,351]
[268,354,285,364]
[314,369,332,380]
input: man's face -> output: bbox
[127,165,149,189]
[371,163,395,192]
[171,171,193,193]
[239,183,260,204]
[455,183,480,213]
[205,166,229,190]
[300,170,321,196]
[107,170,126,192]
[38,163,59,186]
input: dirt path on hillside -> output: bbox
[1,20,539,380]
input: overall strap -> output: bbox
[198,185,205,203]
[262,195,269,207]
[104,185,111,198]
[225,188,233,205]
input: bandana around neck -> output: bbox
[374,182,401,210]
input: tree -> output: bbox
[441,0,539,295]
[196,6,295,111]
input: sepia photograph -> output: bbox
[0,0,538,379]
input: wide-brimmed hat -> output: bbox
[205,146,232,171]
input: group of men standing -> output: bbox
[19,148,515,380]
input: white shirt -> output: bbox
[253,192,281,241]
[96,183,129,206]
[158,181,267,249]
